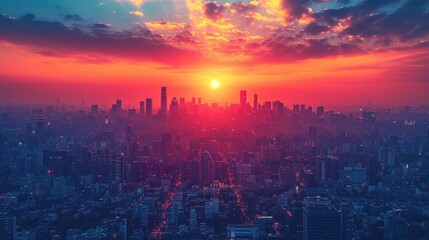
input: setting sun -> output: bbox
[210,80,220,89]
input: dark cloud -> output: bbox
[64,14,82,21]
[19,13,36,21]
[304,22,329,35]
[169,30,198,44]
[343,0,429,41]
[313,7,353,26]
[260,37,363,62]
[315,0,401,24]
[0,13,201,65]
[358,0,401,11]
[281,0,311,19]
[374,37,393,47]
[261,0,429,64]
[91,23,111,29]
[204,2,225,21]
[230,2,257,14]
[310,0,429,53]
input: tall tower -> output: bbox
[199,151,214,185]
[161,86,167,116]
[240,90,247,108]
[116,99,122,111]
[91,105,99,115]
[253,93,258,111]
[36,113,45,134]
[170,97,179,116]
[139,101,145,115]
[145,98,153,117]
[0,216,16,240]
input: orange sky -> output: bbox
[1,0,429,107]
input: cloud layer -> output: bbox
[0,0,428,65]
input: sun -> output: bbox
[210,79,220,89]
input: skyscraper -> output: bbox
[115,153,125,184]
[240,90,247,108]
[146,98,152,116]
[139,101,145,115]
[317,106,325,116]
[190,207,198,230]
[0,216,16,240]
[199,151,214,185]
[253,93,258,111]
[116,99,122,111]
[161,86,167,116]
[91,104,99,115]
[303,197,341,240]
[36,114,45,134]
[170,97,179,116]
[125,125,132,143]
[383,210,408,240]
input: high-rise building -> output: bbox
[199,151,214,185]
[115,153,125,184]
[161,86,167,116]
[272,101,284,113]
[128,109,136,118]
[116,99,122,111]
[179,97,185,108]
[205,198,219,219]
[170,97,179,116]
[240,90,247,108]
[317,106,325,116]
[303,197,341,240]
[383,210,408,240]
[190,207,198,230]
[139,101,145,115]
[36,114,45,134]
[125,125,132,143]
[146,98,153,116]
[309,126,317,141]
[91,105,99,115]
[263,101,272,112]
[0,216,16,240]
[293,104,300,112]
[118,219,127,240]
[339,164,367,188]
[253,93,258,111]
[227,225,259,240]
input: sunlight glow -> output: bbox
[210,79,221,89]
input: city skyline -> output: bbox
[1,0,429,105]
[1,1,429,239]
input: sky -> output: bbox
[0,0,429,108]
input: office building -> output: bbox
[253,93,258,111]
[146,98,152,116]
[161,86,167,116]
[139,101,145,115]
[199,151,214,185]
[0,216,16,240]
[303,197,341,240]
[227,225,259,240]
[240,90,247,108]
